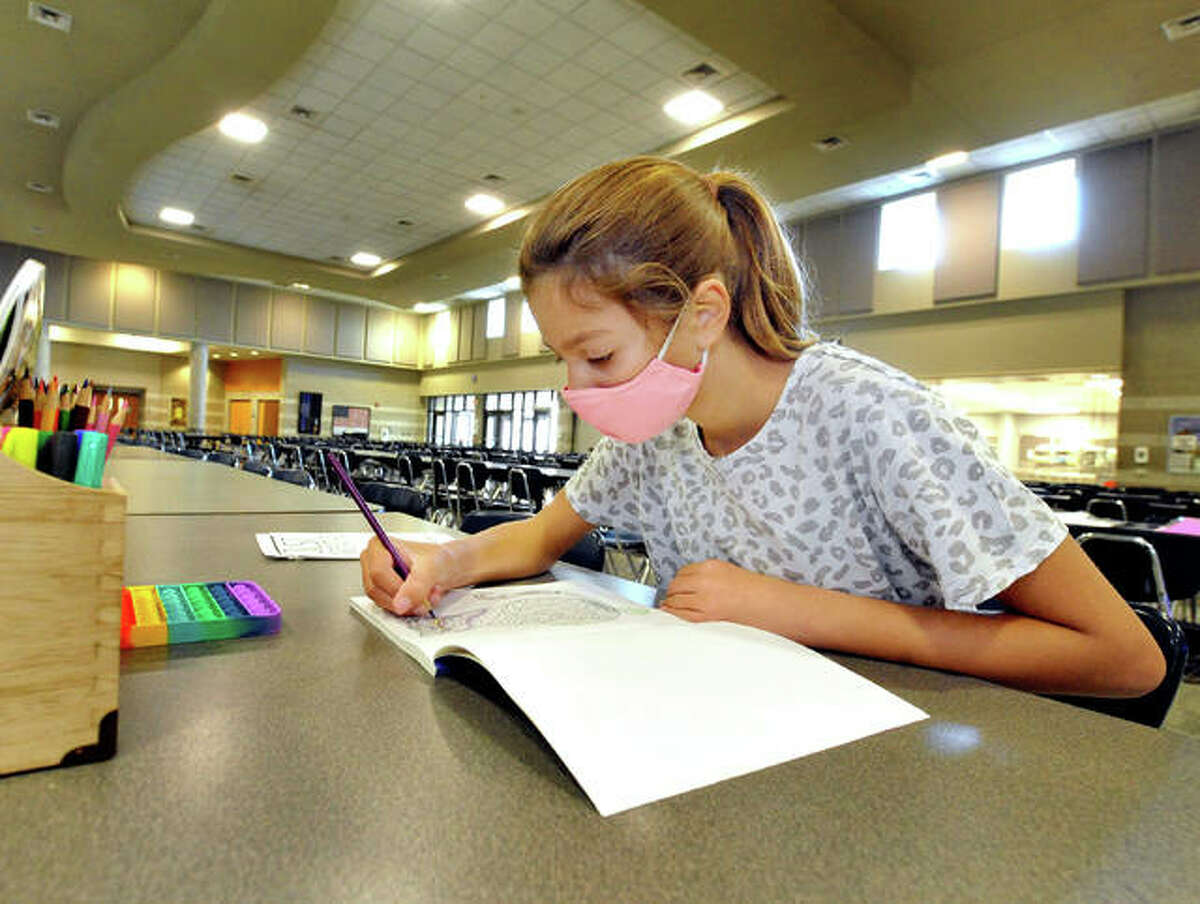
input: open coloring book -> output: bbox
[349,581,927,817]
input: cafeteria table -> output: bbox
[105,446,369,516]
[3,502,1200,903]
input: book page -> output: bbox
[257,531,452,559]
[350,582,928,817]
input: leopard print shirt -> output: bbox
[564,342,1067,610]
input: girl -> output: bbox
[362,156,1163,698]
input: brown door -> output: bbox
[229,399,253,434]
[257,399,280,437]
[109,391,142,432]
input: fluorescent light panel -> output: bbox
[350,251,382,267]
[218,112,268,144]
[465,193,505,216]
[663,89,724,125]
[159,206,195,226]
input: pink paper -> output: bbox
[1157,516,1200,536]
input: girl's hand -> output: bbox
[662,559,804,637]
[359,537,459,616]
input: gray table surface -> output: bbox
[4,509,1200,903]
[106,448,365,515]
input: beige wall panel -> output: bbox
[455,306,473,363]
[503,293,522,357]
[394,312,419,366]
[113,264,157,333]
[195,277,234,342]
[234,284,271,347]
[835,290,1123,380]
[838,206,879,314]
[868,268,933,316]
[1152,126,1200,275]
[157,271,196,337]
[419,357,567,397]
[800,215,841,316]
[934,176,1000,302]
[67,258,112,328]
[366,308,395,363]
[38,250,69,321]
[270,291,305,351]
[336,304,366,359]
[1117,281,1200,488]
[304,297,336,356]
[472,301,488,361]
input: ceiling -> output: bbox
[2,0,1198,311]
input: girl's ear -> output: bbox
[691,275,732,348]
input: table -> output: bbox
[106,448,369,516]
[4,509,1200,902]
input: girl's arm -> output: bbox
[361,491,595,614]
[661,536,1166,698]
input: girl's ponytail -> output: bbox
[519,157,817,360]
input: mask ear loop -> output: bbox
[656,298,709,370]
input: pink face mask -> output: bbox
[562,307,707,444]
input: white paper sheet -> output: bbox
[257,531,453,560]
[350,583,928,816]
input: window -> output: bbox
[521,300,538,334]
[1001,158,1078,250]
[426,394,476,446]
[486,297,506,339]
[877,192,938,271]
[483,389,559,453]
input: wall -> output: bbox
[48,342,224,432]
[283,356,423,441]
[1118,281,1200,490]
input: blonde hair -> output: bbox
[518,156,815,360]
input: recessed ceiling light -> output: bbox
[25,180,53,194]
[663,89,724,125]
[250,350,259,356]
[465,193,505,216]
[290,282,310,290]
[26,109,60,129]
[218,112,268,144]
[229,351,239,358]
[412,302,448,314]
[159,206,195,226]
[371,261,400,277]
[213,353,221,358]
[28,3,71,32]
[350,251,382,268]
[925,150,969,172]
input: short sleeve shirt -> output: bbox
[564,342,1067,611]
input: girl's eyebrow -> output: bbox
[548,329,607,359]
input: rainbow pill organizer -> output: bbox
[121,581,281,648]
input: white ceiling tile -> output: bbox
[470,20,527,58]
[575,40,634,76]
[378,46,440,80]
[405,80,454,111]
[346,81,401,112]
[445,42,500,78]
[607,12,671,55]
[539,17,595,55]
[427,1,491,38]
[405,23,461,61]
[487,65,542,97]
[325,48,377,82]
[425,64,476,96]
[511,38,569,76]
[519,80,569,109]
[463,81,511,110]
[643,36,707,78]
[545,61,600,94]
[338,26,398,61]
[605,56,661,93]
[496,0,561,37]
[573,0,633,35]
[537,0,586,13]
[308,68,359,99]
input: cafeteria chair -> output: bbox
[378,485,431,519]
[596,527,655,584]
[272,468,316,489]
[181,448,206,461]
[1077,532,1171,615]
[1086,498,1128,520]
[241,460,273,478]
[394,453,418,487]
[1047,603,1188,728]
[205,451,237,467]
[428,459,459,527]
[459,510,605,572]
[508,466,546,513]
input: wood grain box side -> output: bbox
[0,453,125,775]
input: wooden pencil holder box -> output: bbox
[0,452,125,776]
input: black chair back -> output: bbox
[1086,498,1127,520]
[359,481,392,506]
[206,451,236,466]
[1077,532,1170,611]
[459,510,604,572]
[1048,604,1188,728]
[273,468,315,489]
[380,485,431,518]
[241,460,272,477]
[395,454,417,487]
